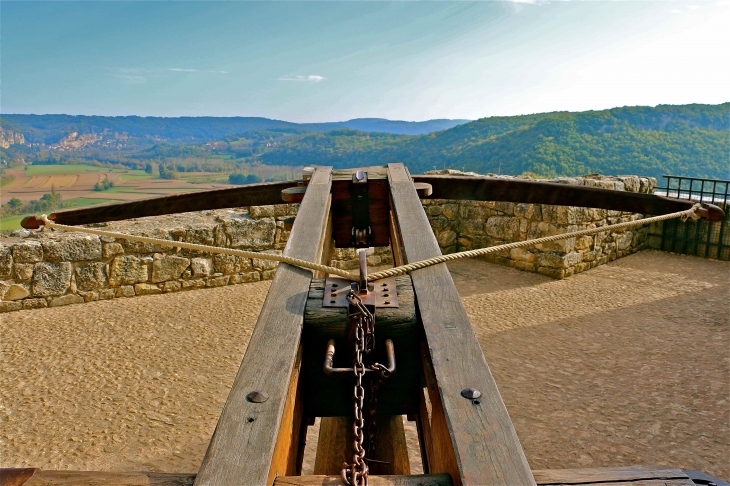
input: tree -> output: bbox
[7,197,22,209]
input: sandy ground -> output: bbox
[1,250,728,480]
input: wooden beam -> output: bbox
[275,474,453,486]
[532,466,692,485]
[24,180,301,228]
[387,163,536,486]
[194,167,333,486]
[20,470,195,486]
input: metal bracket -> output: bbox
[323,276,398,308]
[351,170,372,247]
[324,251,398,308]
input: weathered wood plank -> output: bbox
[541,481,694,486]
[532,465,690,485]
[21,470,195,486]
[274,473,453,486]
[193,167,333,486]
[387,163,536,486]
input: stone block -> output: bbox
[23,298,48,309]
[514,203,536,220]
[151,254,190,282]
[103,242,124,258]
[616,231,633,250]
[14,263,34,281]
[116,285,135,298]
[49,294,84,307]
[135,283,162,295]
[0,282,9,299]
[33,262,72,296]
[12,240,43,263]
[509,248,535,263]
[120,229,174,253]
[4,284,30,301]
[494,202,515,216]
[262,269,277,280]
[99,289,116,300]
[537,267,565,279]
[109,256,148,286]
[249,205,275,218]
[78,291,99,302]
[75,262,108,290]
[207,275,230,287]
[512,261,536,272]
[460,220,485,236]
[252,250,282,271]
[221,214,276,250]
[230,272,261,284]
[185,226,216,246]
[0,301,22,313]
[181,279,206,290]
[574,236,593,251]
[191,258,212,277]
[437,230,457,248]
[214,254,254,274]
[0,246,12,278]
[162,281,182,293]
[42,234,102,262]
[427,205,442,217]
[441,204,460,220]
[485,217,520,240]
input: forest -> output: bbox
[2,104,727,181]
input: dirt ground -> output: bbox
[1,250,728,480]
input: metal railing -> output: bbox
[657,175,729,260]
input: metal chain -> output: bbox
[342,290,373,486]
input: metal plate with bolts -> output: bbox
[323,276,399,308]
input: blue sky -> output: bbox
[1,1,728,122]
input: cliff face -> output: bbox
[0,128,26,149]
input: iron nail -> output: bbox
[461,388,482,400]
[246,390,269,403]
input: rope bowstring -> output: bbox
[39,203,701,283]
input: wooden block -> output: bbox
[387,163,536,486]
[21,470,195,486]
[302,276,422,417]
[274,473,453,486]
[532,466,691,485]
[314,416,353,475]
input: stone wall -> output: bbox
[422,171,657,279]
[0,173,655,313]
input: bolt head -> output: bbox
[246,390,269,403]
[461,388,482,400]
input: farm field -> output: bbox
[0,164,233,232]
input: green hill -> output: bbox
[259,103,729,180]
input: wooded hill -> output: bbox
[2,104,727,181]
[258,104,729,181]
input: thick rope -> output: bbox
[40,203,700,283]
[368,203,702,280]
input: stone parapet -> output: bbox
[0,173,655,312]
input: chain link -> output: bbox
[342,289,373,486]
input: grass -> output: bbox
[24,164,152,178]
[0,174,16,187]
[0,197,122,231]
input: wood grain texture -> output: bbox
[387,163,536,486]
[274,473,453,486]
[301,276,422,417]
[193,167,333,486]
[532,466,690,485]
[331,167,391,248]
[313,416,353,475]
[22,470,195,486]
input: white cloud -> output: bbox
[671,9,683,13]
[168,68,199,72]
[208,70,229,74]
[278,75,325,83]
[116,74,146,84]
[687,5,701,9]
